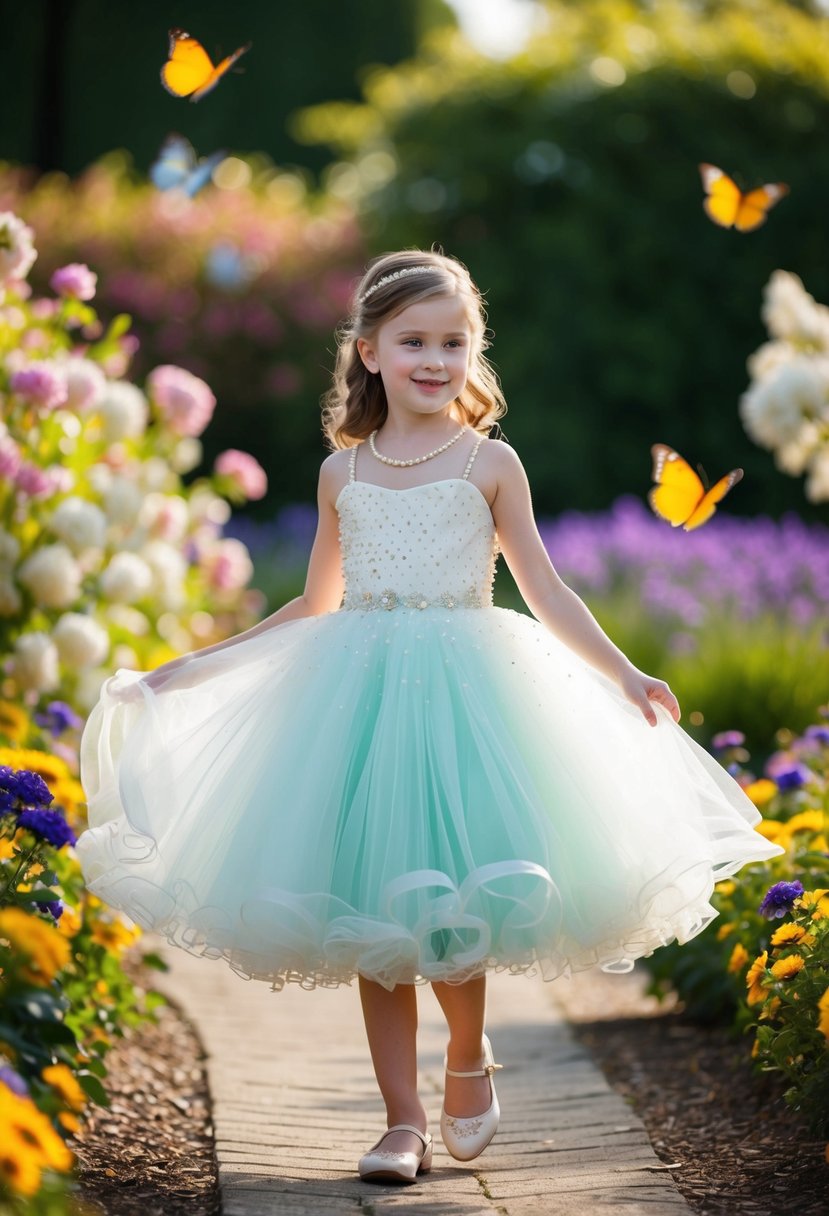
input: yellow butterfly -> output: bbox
[698,163,788,232]
[648,444,743,531]
[161,29,251,102]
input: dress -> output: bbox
[76,437,782,991]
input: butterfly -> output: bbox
[160,28,251,102]
[150,134,225,197]
[648,444,744,531]
[698,163,788,232]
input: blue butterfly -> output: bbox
[150,134,225,197]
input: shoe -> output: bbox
[440,1033,503,1161]
[358,1123,433,1184]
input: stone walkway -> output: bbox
[153,938,691,1216]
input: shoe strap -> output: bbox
[445,1061,504,1078]
[383,1123,431,1148]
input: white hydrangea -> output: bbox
[739,355,829,450]
[140,456,177,493]
[98,380,149,443]
[50,496,107,554]
[53,612,110,668]
[170,437,203,474]
[106,603,151,635]
[102,477,143,524]
[746,340,792,383]
[805,447,829,502]
[140,539,188,609]
[0,579,22,616]
[773,420,822,476]
[18,543,83,609]
[762,270,829,349]
[63,356,106,413]
[11,631,59,692]
[99,551,154,603]
[139,492,189,543]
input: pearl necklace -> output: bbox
[368,426,467,467]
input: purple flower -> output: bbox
[50,262,97,301]
[803,725,829,745]
[34,701,83,735]
[16,807,76,849]
[774,764,811,791]
[35,899,64,921]
[711,730,746,751]
[9,362,67,412]
[0,765,54,810]
[759,880,805,919]
[0,1065,29,1096]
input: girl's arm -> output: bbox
[143,456,346,687]
[489,444,680,727]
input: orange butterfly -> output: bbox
[698,163,788,232]
[648,444,743,531]
[161,29,251,102]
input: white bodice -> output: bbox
[336,440,498,611]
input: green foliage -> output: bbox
[299,0,829,518]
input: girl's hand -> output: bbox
[617,665,681,727]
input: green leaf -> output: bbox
[77,1072,110,1107]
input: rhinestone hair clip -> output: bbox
[357,265,443,305]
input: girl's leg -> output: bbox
[431,976,491,1117]
[358,975,428,1154]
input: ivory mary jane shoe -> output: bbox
[358,1123,433,1184]
[440,1033,503,1162]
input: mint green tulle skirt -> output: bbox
[76,605,781,990]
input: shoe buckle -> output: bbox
[483,1062,503,1076]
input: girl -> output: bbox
[76,250,782,1185]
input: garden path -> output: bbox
[153,937,692,1216]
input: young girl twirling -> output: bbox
[77,250,781,1184]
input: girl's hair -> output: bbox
[321,249,507,450]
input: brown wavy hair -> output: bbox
[321,249,507,450]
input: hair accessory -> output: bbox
[358,265,444,305]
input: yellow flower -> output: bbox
[56,903,82,939]
[0,1085,74,1175]
[760,996,781,1020]
[0,837,16,861]
[746,950,769,1005]
[744,779,777,806]
[51,775,86,818]
[770,923,814,949]
[57,1110,81,1134]
[796,889,829,920]
[769,955,805,981]
[0,747,69,788]
[818,987,829,1042]
[715,880,736,896]
[755,820,789,845]
[90,917,140,952]
[716,921,736,940]
[0,907,71,984]
[0,1131,43,1197]
[41,1064,86,1112]
[727,942,749,973]
[0,702,29,744]
[786,809,825,835]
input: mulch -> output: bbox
[68,954,828,1216]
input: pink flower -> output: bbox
[0,212,37,285]
[15,463,55,499]
[214,449,268,501]
[147,364,216,437]
[10,362,68,412]
[63,356,106,412]
[0,435,21,478]
[50,262,97,301]
[201,538,253,591]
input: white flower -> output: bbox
[74,667,108,712]
[102,478,143,524]
[746,340,793,383]
[805,447,829,503]
[53,612,110,668]
[62,356,106,413]
[140,540,187,609]
[139,456,176,493]
[98,381,149,443]
[18,543,83,608]
[188,487,231,527]
[50,496,107,553]
[773,420,822,476]
[170,437,203,474]
[11,632,59,692]
[106,603,150,635]
[0,528,20,567]
[762,270,829,349]
[99,551,154,603]
[112,643,140,669]
[0,212,37,285]
[0,579,22,616]
[739,355,829,449]
[139,492,189,542]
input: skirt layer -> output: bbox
[77,605,781,990]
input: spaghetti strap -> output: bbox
[462,435,485,481]
[348,444,359,483]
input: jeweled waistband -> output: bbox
[342,586,488,612]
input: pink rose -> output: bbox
[50,262,98,301]
[214,449,268,501]
[201,538,253,591]
[10,362,68,412]
[147,364,216,437]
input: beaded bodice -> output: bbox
[336,437,498,611]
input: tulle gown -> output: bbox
[76,438,782,991]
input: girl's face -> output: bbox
[357,294,473,421]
